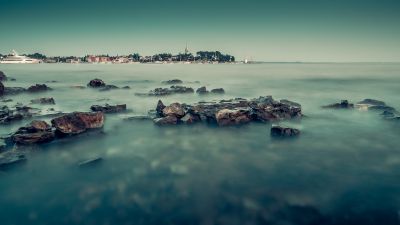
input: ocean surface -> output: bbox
[0,63,399,225]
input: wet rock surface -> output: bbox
[51,112,104,135]
[31,97,56,105]
[152,96,302,126]
[91,104,127,113]
[3,87,27,95]
[270,125,300,137]
[87,78,106,88]
[12,120,55,145]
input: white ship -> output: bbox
[0,50,41,64]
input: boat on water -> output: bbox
[0,50,41,64]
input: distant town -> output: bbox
[0,46,238,64]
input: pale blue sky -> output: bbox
[1,0,400,62]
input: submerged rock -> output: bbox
[87,78,106,88]
[51,112,104,135]
[0,151,26,169]
[322,100,354,109]
[137,85,194,96]
[4,87,26,95]
[196,86,209,95]
[210,88,225,94]
[0,71,7,81]
[154,115,178,125]
[0,105,39,124]
[152,96,302,126]
[27,84,51,93]
[12,120,55,145]
[31,97,56,105]
[78,157,103,167]
[162,79,183,84]
[90,104,127,113]
[99,85,119,91]
[357,99,386,106]
[270,125,300,137]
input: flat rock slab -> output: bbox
[51,112,104,135]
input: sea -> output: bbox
[0,63,399,225]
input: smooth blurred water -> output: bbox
[0,63,399,225]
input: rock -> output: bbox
[163,103,185,118]
[90,104,127,113]
[181,113,201,124]
[0,81,4,96]
[4,87,26,95]
[137,86,194,96]
[156,100,166,116]
[270,126,300,137]
[210,88,225,94]
[357,99,386,106]
[1,99,13,102]
[12,120,55,145]
[196,86,209,95]
[27,84,51,93]
[78,157,102,167]
[0,151,26,169]
[123,115,153,121]
[30,97,56,105]
[162,79,183,84]
[51,112,104,135]
[152,96,303,126]
[215,108,252,126]
[154,115,178,125]
[99,85,119,91]
[87,78,106,88]
[122,86,130,89]
[322,100,354,109]
[0,71,7,81]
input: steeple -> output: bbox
[184,43,189,55]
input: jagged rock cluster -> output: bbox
[323,98,399,121]
[153,96,302,126]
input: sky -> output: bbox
[0,0,400,62]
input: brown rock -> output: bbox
[12,120,55,145]
[215,108,252,126]
[51,112,104,135]
[163,103,185,118]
